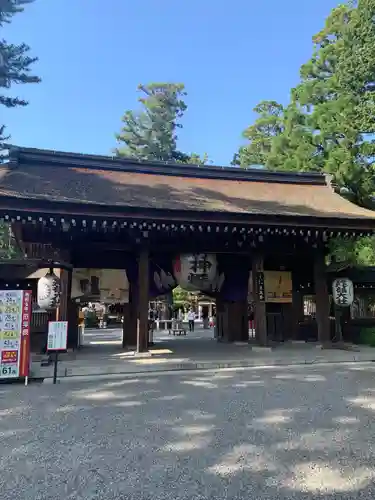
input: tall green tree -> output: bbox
[0,0,40,149]
[0,1,39,258]
[233,101,320,172]
[235,0,375,264]
[292,1,375,208]
[115,82,207,164]
[236,1,375,207]
[232,101,285,167]
[115,82,186,161]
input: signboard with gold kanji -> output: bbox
[264,271,292,303]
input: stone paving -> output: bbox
[2,362,375,499]
[32,327,375,379]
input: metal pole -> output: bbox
[53,351,59,384]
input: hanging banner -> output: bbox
[151,255,176,297]
[0,290,32,379]
[215,254,251,301]
[125,254,177,298]
[264,271,292,303]
[256,272,265,302]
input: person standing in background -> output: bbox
[78,307,85,348]
[187,308,196,332]
[202,307,209,329]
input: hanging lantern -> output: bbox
[37,269,61,310]
[173,254,218,292]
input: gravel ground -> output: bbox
[1,363,375,499]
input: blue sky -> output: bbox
[3,0,340,165]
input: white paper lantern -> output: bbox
[37,270,61,310]
[332,278,354,307]
[173,254,218,292]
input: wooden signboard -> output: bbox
[264,271,292,303]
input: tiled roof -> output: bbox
[0,147,374,222]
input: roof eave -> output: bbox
[0,195,374,231]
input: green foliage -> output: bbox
[0,221,19,259]
[235,0,375,266]
[0,0,40,149]
[115,83,185,161]
[292,1,375,207]
[329,235,375,266]
[358,327,375,347]
[115,82,208,164]
[175,151,209,165]
[84,310,98,329]
[236,0,375,207]
[232,101,285,167]
[0,2,38,252]
[172,286,191,307]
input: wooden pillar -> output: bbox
[215,296,225,340]
[291,288,304,340]
[56,268,71,321]
[252,253,267,346]
[54,268,72,351]
[67,300,79,349]
[137,248,149,353]
[122,282,137,348]
[122,303,130,348]
[314,250,330,344]
[229,300,249,342]
[216,298,247,342]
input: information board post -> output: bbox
[47,321,68,385]
[53,351,59,385]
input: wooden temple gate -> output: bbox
[0,146,374,352]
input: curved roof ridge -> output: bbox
[9,146,327,186]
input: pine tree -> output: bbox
[0,0,39,258]
[292,1,375,208]
[115,83,187,161]
[115,82,207,164]
[0,0,40,148]
[232,101,285,167]
[235,0,375,264]
[236,1,375,208]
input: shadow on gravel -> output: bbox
[1,364,375,499]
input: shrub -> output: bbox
[84,310,98,328]
[359,327,375,347]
